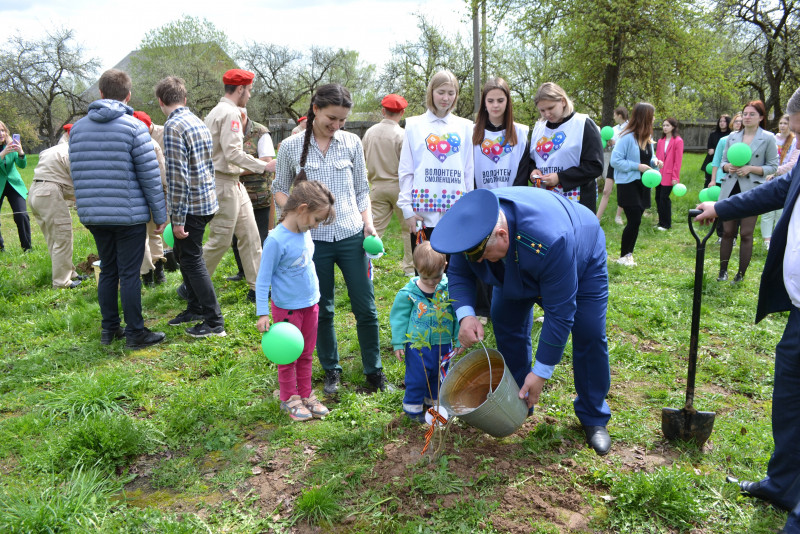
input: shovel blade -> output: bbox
[661,407,716,448]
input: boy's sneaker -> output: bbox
[168,310,203,326]
[280,395,312,421]
[323,369,341,395]
[185,322,226,338]
[302,393,329,418]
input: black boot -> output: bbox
[164,249,180,272]
[365,370,393,392]
[153,259,166,285]
[142,269,155,287]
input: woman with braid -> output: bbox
[274,84,386,395]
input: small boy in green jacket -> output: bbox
[390,242,459,421]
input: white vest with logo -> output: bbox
[473,123,529,189]
[530,113,588,202]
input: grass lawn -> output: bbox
[0,153,790,532]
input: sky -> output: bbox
[5,0,473,74]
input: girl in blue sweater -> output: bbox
[256,180,336,421]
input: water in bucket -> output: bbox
[440,347,528,437]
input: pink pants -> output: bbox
[272,303,318,401]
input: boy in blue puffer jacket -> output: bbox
[390,242,459,421]
[69,69,167,349]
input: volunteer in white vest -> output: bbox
[529,82,604,213]
[472,77,530,189]
[470,76,530,322]
[398,70,474,255]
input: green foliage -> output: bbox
[54,412,159,472]
[40,370,148,421]
[130,16,235,118]
[605,466,709,532]
[0,466,122,533]
[293,481,342,526]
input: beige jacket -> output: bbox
[204,97,267,176]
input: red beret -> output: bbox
[223,69,255,86]
[63,124,73,134]
[298,116,307,123]
[132,111,152,128]
[381,94,408,112]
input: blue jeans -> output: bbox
[403,343,450,415]
[87,224,147,334]
[174,214,223,328]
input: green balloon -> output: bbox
[601,126,614,141]
[706,163,713,175]
[673,183,687,197]
[698,188,710,203]
[641,169,661,188]
[363,235,384,255]
[708,185,721,201]
[163,223,174,247]
[727,142,752,167]
[262,321,304,365]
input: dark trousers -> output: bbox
[761,307,800,510]
[232,206,270,274]
[620,206,644,256]
[313,232,381,375]
[491,236,611,426]
[1,182,31,250]
[174,214,223,328]
[87,224,147,334]
[655,184,673,229]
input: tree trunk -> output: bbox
[473,0,481,118]
[600,32,624,127]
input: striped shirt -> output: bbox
[275,130,369,242]
[163,107,218,225]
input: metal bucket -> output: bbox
[440,346,528,437]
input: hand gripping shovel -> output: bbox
[661,209,717,447]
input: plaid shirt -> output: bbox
[275,130,369,242]
[163,107,218,225]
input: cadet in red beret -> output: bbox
[62,124,73,134]
[132,111,152,128]
[362,93,414,275]
[381,94,408,113]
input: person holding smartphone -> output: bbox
[0,121,31,251]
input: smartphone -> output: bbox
[12,134,20,144]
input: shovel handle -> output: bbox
[684,210,717,410]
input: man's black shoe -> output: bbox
[365,370,393,392]
[168,310,204,326]
[100,327,125,345]
[154,260,166,284]
[125,328,166,349]
[247,289,256,303]
[164,249,180,272]
[67,279,82,289]
[177,283,188,301]
[726,476,792,510]
[227,272,245,282]
[142,269,155,287]
[583,425,611,456]
[323,369,341,395]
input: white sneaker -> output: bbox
[615,254,635,266]
[656,226,668,231]
[615,215,624,225]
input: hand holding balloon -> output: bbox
[257,315,271,333]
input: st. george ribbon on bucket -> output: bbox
[440,341,528,437]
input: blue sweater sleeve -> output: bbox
[255,236,282,316]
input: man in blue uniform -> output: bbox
[430,187,612,455]
[695,86,800,517]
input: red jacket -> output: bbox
[656,135,684,186]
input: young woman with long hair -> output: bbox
[654,117,684,230]
[274,83,386,395]
[609,102,659,266]
[761,114,797,248]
